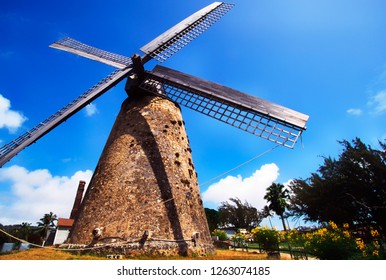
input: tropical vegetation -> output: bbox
[207,137,385,259]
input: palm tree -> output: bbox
[19,222,32,241]
[264,183,289,231]
[261,205,274,229]
[36,212,57,245]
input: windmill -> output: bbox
[0,2,308,256]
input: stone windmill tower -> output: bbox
[0,2,308,256]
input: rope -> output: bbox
[0,197,178,252]
[0,227,47,250]
[0,227,99,251]
[198,144,281,188]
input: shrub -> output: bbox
[284,222,385,259]
[283,228,304,247]
[302,221,360,259]
[251,226,279,253]
[212,229,228,241]
[231,233,248,248]
[354,228,385,259]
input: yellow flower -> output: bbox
[372,250,379,256]
[329,221,338,230]
[343,230,351,238]
[343,223,349,229]
[371,229,380,237]
[356,238,366,251]
[332,236,340,242]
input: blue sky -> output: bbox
[1,0,386,229]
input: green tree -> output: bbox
[204,208,221,232]
[19,222,32,241]
[264,183,289,231]
[261,205,275,228]
[288,138,386,235]
[218,197,263,229]
[36,212,57,245]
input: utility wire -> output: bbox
[199,144,281,188]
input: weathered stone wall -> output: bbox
[67,90,214,256]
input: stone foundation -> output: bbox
[61,240,215,258]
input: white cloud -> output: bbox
[85,103,98,117]
[201,163,280,210]
[0,94,27,132]
[0,165,93,225]
[346,108,363,116]
[369,90,386,114]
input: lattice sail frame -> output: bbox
[0,68,131,167]
[50,37,133,69]
[140,66,308,148]
[140,2,234,62]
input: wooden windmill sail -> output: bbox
[0,2,308,256]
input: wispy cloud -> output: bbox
[347,90,386,116]
[0,94,27,133]
[201,163,280,210]
[85,103,98,117]
[346,108,363,116]
[0,165,93,225]
[368,90,386,114]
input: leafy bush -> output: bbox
[301,222,364,259]
[283,228,304,247]
[284,222,385,259]
[212,229,228,241]
[304,225,357,259]
[354,228,385,259]
[231,233,248,248]
[251,226,279,253]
